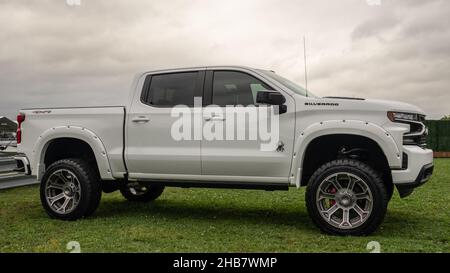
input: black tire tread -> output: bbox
[305,159,389,236]
[40,158,102,220]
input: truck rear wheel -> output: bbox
[305,159,388,236]
[120,182,165,202]
[40,158,102,220]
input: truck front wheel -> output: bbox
[40,158,102,220]
[120,182,165,202]
[305,159,388,236]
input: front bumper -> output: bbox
[391,146,434,198]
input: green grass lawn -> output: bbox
[1,159,449,253]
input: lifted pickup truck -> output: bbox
[15,66,433,236]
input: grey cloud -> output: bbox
[351,12,399,40]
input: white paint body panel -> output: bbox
[126,100,202,176]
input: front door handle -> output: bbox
[132,116,150,123]
[210,116,226,121]
[204,115,225,121]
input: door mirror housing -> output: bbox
[256,91,287,114]
[256,91,286,105]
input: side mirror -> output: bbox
[256,91,287,114]
[256,91,286,105]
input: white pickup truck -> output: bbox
[15,66,434,236]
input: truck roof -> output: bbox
[139,65,266,75]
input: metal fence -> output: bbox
[425,120,450,152]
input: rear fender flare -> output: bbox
[33,126,114,181]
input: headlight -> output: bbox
[387,111,419,122]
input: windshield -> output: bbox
[260,70,318,98]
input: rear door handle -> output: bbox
[132,116,150,123]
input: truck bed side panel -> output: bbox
[18,107,126,179]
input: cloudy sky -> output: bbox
[0,0,449,119]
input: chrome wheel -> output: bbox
[45,169,81,214]
[316,172,373,229]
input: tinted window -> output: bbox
[145,72,198,106]
[212,71,272,106]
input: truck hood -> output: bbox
[362,99,424,115]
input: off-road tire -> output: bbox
[40,158,102,220]
[305,159,389,236]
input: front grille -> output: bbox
[418,114,426,122]
[402,115,427,148]
[418,134,428,147]
[404,134,428,148]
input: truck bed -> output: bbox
[18,106,127,179]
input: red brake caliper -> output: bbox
[329,187,337,206]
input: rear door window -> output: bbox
[143,72,199,107]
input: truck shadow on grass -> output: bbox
[93,198,438,237]
[97,198,317,231]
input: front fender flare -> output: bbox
[290,120,401,187]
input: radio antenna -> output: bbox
[303,36,308,97]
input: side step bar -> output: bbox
[138,180,289,191]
